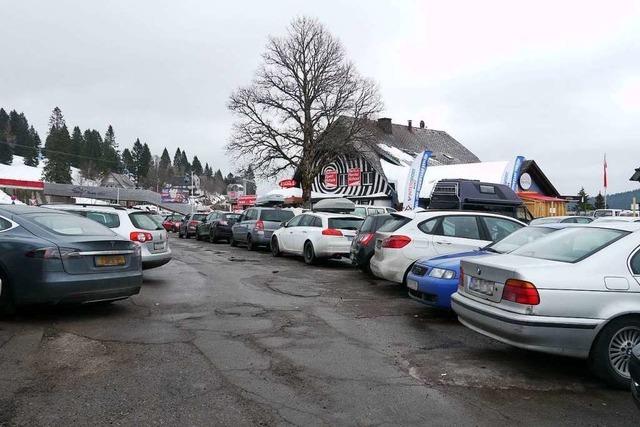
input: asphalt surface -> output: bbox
[1,235,639,426]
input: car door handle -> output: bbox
[436,241,452,245]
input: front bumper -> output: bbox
[406,273,457,309]
[451,292,599,358]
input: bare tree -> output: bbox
[227,16,383,202]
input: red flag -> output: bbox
[603,154,608,189]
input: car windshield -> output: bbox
[328,217,363,230]
[378,214,411,232]
[511,227,628,263]
[359,216,375,232]
[529,217,559,225]
[129,212,164,230]
[192,214,207,221]
[225,213,241,221]
[260,210,295,222]
[488,226,556,254]
[29,213,115,236]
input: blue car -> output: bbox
[406,224,569,310]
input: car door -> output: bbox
[292,214,315,251]
[232,212,246,241]
[430,215,487,255]
[279,215,303,252]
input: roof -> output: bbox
[520,160,561,197]
[0,205,58,215]
[630,168,640,182]
[518,191,566,202]
[102,172,135,189]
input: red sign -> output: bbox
[237,195,257,205]
[347,168,361,186]
[324,168,337,189]
[0,178,44,190]
[278,179,297,188]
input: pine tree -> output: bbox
[24,126,41,166]
[131,139,152,184]
[8,111,31,159]
[192,155,203,176]
[0,108,13,165]
[81,129,103,179]
[159,148,171,170]
[42,107,72,183]
[70,126,84,168]
[173,148,182,172]
[577,187,592,213]
[101,125,121,174]
[594,192,605,209]
[122,148,135,176]
[204,163,212,178]
[213,169,226,193]
[142,143,152,179]
[180,150,190,174]
[243,165,256,195]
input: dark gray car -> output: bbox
[0,205,142,314]
[230,207,295,250]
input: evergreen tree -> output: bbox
[42,107,72,183]
[180,150,190,174]
[192,155,203,176]
[142,143,152,179]
[158,148,173,188]
[577,187,592,213]
[0,108,13,165]
[101,125,122,174]
[131,139,152,184]
[212,169,226,193]
[173,148,182,171]
[243,165,256,195]
[70,126,84,168]
[81,129,103,179]
[8,111,31,159]
[204,163,212,178]
[122,148,135,176]
[594,192,605,209]
[24,126,41,166]
[159,148,171,170]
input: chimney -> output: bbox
[419,120,425,129]
[377,117,392,134]
[407,120,412,131]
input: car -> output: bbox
[593,216,640,223]
[631,344,640,409]
[196,211,241,242]
[593,209,624,218]
[41,204,172,269]
[230,207,295,250]
[451,222,640,389]
[178,212,208,239]
[162,213,183,232]
[0,205,142,314]
[369,210,525,285]
[529,215,593,225]
[406,224,569,310]
[271,212,364,264]
[353,206,396,217]
[350,214,393,273]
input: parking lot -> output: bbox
[1,236,638,426]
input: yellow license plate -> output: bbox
[95,255,126,267]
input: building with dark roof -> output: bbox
[630,167,640,182]
[101,172,136,190]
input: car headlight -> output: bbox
[428,268,456,280]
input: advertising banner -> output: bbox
[403,150,432,210]
[347,168,361,186]
[161,187,189,203]
[324,168,338,189]
[502,155,525,190]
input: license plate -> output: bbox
[407,279,419,291]
[154,242,165,250]
[346,236,354,241]
[95,255,126,267]
[468,277,495,296]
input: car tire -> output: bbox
[303,241,317,265]
[271,237,281,257]
[230,235,237,247]
[0,270,16,317]
[590,316,640,389]
[246,235,255,251]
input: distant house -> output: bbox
[305,117,480,207]
[515,160,567,218]
[166,175,201,195]
[101,172,136,189]
[631,167,640,182]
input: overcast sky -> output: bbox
[2,0,640,196]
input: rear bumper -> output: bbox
[316,239,352,257]
[350,245,373,266]
[214,226,233,237]
[251,230,273,246]
[142,248,172,270]
[451,293,599,358]
[370,253,410,284]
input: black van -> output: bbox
[428,179,533,223]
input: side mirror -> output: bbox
[280,221,287,228]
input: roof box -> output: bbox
[312,198,356,213]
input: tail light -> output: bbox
[358,233,375,245]
[322,228,343,236]
[381,235,411,249]
[502,279,540,305]
[26,247,79,259]
[189,220,200,226]
[130,231,153,242]
[255,219,264,231]
[458,266,465,291]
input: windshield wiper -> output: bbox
[483,247,501,254]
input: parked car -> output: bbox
[593,216,640,223]
[0,205,142,314]
[451,222,640,389]
[631,344,640,408]
[196,211,241,242]
[162,213,183,232]
[230,207,295,250]
[350,214,393,272]
[593,209,623,218]
[353,206,396,217]
[178,213,208,239]
[271,212,364,264]
[370,210,525,285]
[406,224,569,310]
[529,215,593,225]
[41,204,172,269]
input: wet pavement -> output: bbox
[1,236,638,426]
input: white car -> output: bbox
[270,212,364,264]
[593,216,640,223]
[353,205,396,217]
[42,204,172,269]
[370,210,525,284]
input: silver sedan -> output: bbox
[451,222,640,389]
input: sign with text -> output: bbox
[278,179,297,188]
[161,188,189,204]
[324,168,338,189]
[347,168,361,186]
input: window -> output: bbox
[244,210,257,221]
[482,217,523,242]
[30,213,115,236]
[0,216,13,232]
[631,250,640,275]
[299,215,314,226]
[286,215,303,227]
[353,207,367,217]
[418,218,438,234]
[192,214,207,221]
[225,213,241,221]
[129,212,163,230]
[362,171,374,186]
[328,217,363,230]
[86,211,120,228]
[379,215,411,232]
[360,216,375,232]
[489,226,556,254]
[311,216,322,227]
[574,217,592,224]
[260,209,295,222]
[439,216,481,240]
[338,173,347,187]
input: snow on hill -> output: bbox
[0,156,100,186]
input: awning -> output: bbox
[517,191,566,202]
[0,178,44,190]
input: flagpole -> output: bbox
[603,153,608,209]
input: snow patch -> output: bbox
[0,156,100,186]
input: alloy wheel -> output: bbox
[608,326,640,378]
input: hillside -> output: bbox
[602,189,640,209]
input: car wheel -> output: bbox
[230,235,237,247]
[0,270,16,316]
[271,237,281,257]
[303,241,317,265]
[590,317,640,389]
[246,235,255,251]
